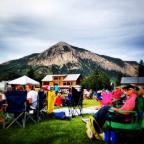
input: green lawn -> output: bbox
[0,99,143,144]
[55,99,100,109]
[0,116,105,144]
[83,99,100,108]
[0,99,101,144]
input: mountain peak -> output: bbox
[35,41,78,65]
[55,41,70,46]
[40,41,86,58]
[29,41,87,67]
[42,41,72,57]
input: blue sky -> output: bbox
[0,0,144,64]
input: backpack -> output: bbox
[86,116,104,140]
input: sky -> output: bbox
[0,0,144,64]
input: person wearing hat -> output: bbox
[87,84,138,139]
[111,85,138,112]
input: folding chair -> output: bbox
[104,96,144,144]
[37,91,47,121]
[4,90,27,128]
[25,100,38,124]
[68,87,83,117]
[25,90,47,123]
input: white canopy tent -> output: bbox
[8,75,40,85]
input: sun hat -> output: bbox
[122,84,139,91]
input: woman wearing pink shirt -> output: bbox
[93,85,138,134]
[101,90,113,106]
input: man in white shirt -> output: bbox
[26,85,38,110]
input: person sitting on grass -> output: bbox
[54,92,62,107]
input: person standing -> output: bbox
[47,87,55,114]
[54,84,59,95]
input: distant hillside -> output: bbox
[0,41,142,81]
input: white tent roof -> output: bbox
[8,75,40,85]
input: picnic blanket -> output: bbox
[53,107,98,117]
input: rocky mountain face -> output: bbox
[28,41,138,76]
[0,41,141,81]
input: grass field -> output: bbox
[83,99,100,108]
[0,116,105,144]
[1,99,143,144]
[55,98,100,109]
[0,99,103,144]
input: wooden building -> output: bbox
[41,74,81,88]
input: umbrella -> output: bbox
[8,75,40,85]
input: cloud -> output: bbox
[0,0,144,64]
[0,36,55,62]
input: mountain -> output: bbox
[0,41,142,81]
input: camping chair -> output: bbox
[25,91,47,123]
[36,91,47,121]
[111,94,126,109]
[104,96,144,143]
[25,100,38,124]
[4,90,27,128]
[68,87,83,117]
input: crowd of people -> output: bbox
[0,84,144,129]
[0,84,76,117]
